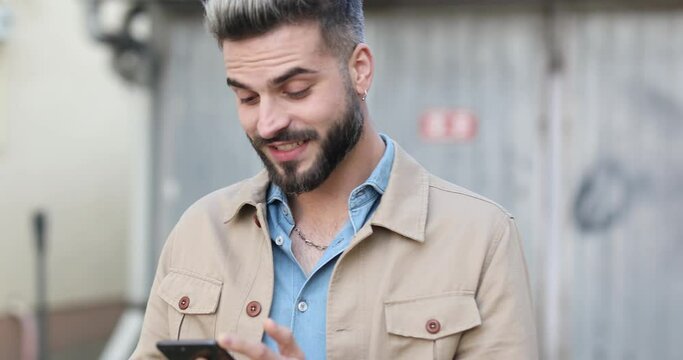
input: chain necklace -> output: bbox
[292,226,328,251]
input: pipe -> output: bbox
[540,0,565,358]
[33,211,48,360]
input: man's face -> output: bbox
[222,22,363,194]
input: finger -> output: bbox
[263,319,305,358]
[217,333,278,360]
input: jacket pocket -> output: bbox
[159,269,223,339]
[384,291,481,359]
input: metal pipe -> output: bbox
[540,0,565,358]
[33,211,48,360]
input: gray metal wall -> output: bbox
[149,4,683,359]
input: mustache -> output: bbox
[251,129,320,147]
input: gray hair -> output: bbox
[203,0,365,59]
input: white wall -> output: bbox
[0,0,146,314]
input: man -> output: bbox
[132,0,538,359]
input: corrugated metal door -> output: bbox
[561,10,683,360]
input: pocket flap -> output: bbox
[384,292,481,340]
[159,270,223,315]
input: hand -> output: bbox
[216,318,305,360]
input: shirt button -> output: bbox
[426,319,441,334]
[246,301,262,317]
[282,207,289,216]
[275,236,284,246]
[297,300,308,313]
[178,296,190,310]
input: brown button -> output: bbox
[178,296,190,310]
[253,215,261,228]
[246,301,262,317]
[426,319,441,334]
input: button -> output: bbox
[297,301,308,313]
[282,207,289,216]
[275,236,284,246]
[246,301,262,317]
[426,319,441,334]
[178,296,190,310]
[253,215,261,228]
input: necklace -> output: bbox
[293,226,328,251]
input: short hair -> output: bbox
[203,0,365,60]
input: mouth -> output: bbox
[271,140,305,152]
[267,140,309,162]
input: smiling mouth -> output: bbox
[267,140,310,163]
[271,141,305,152]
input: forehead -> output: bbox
[222,22,333,83]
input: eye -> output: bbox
[285,87,311,100]
[240,95,259,105]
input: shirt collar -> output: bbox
[351,133,394,197]
[266,181,287,206]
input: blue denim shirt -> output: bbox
[263,134,395,359]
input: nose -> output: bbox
[256,97,290,140]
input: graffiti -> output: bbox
[573,160,633,233]
[573,84,682,233]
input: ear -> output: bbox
[348,43,374,97]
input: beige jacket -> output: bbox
[132,144,538,360]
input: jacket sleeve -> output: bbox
[456,216,539,359]
[129,230,176,359]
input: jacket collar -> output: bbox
[369,142,428,242]
[222,142,429,242]
[222,169,270,223]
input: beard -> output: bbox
[249,86,364,195]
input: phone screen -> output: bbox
[156,339,235,360]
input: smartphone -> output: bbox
[156,339,235,360]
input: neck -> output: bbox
[289,121,385,222]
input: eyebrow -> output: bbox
[270,67,317,86]
[226,66,318,90]
[226,77,251,90]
